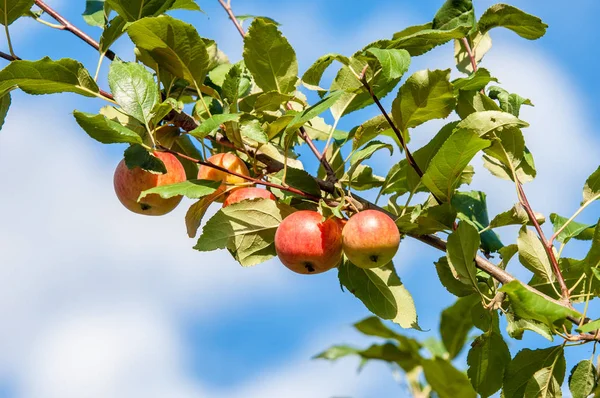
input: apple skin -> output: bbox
[198,153,250,202]
[342,210,400,268]
[113,151,186,216]
[223,187,276,207]
[275,211,343,275]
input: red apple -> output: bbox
[275,211,343,275]
[223,187,276,207]
[342,210,400,268]
[198,153,251,202]
[113,151,186,216]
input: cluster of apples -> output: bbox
[113,152,401,274]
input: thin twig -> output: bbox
[216,0,246,38]
[461,37,478,73]
[34,0,116,61]
[517,183,570,302]
[0,50,18,61]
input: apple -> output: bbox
[198,153,250,202]
[113,151,186,216]
[342,210,400,268]
[275,211,343,275]
[223,187,276,207]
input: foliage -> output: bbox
[1,0,599,396]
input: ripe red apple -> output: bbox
[275,211,343,275]
[223,187,276,207]
[342,210,400,268]
[113,151,186,216]
[198,153,250,202]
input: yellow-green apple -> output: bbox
[342,210,400,268]
[223,187,276,207]
[275,211,343,275]
[113,151,186,216]
[198,153,250,202]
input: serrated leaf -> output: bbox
[391,69,455,132]
[73,111,143,145]
[421,128,491,202]
[194,199,295,266]
[434,257,475,297]
[506,310,553,341]
[452,191,503,254]
[504,346,565,398]
[82,0,106,27]
[440,294,478,358]
[389,23,471,56]
[0,0,34,26]
[0,57,99,97]
[106,0,176,22]
[467,331,510,397]
[0,92,10,131]
[422,357,477,398]
[490,203,545,228]
[446,222,480,288]
[139,179,219,201]
[338,260,419,329]
[188,113,240,139]
[243,18,297,94]
[108,61,158,127]
[550,213,594,244]
[185,196,213,238]
[569,360,596,398]
[583,166,600,204]
[123,144,167,173]
[127,15,210,91]
[500,281,580,328]
[517,226,554,281]
[478,4,548,40]
[432,0,474,31]
[365,47,410,81]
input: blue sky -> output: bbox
[0,1,599,397]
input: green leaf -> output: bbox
[455,90,501,119]
[106,0,177,22]
[0,92,10,131]
[139,179,219,201]
[456,110,529,137]
[339,260,419,329]
[504,346,565,398]
[189,113,239,139]
[353,317,418,349]
[452,191,503,254]
[185,197,213,238]
[301,53,348,93]
[269,167,321,198]
[517,226,553,281]
[171,0,201,11]
[440,294,478,358]
[251,91,292,112]
[550,213,594,243]
[490,203,545,229]
[99,15,127,54]
[341,165,385,191]
[452,68,498,91]
[488,86,533,117]
[108,61,158,127]
[582,166,600,204]
[478,4,548,40]
[314,342,420,372]
[446,222,480,288]
[73,111,143,145]
[123,144,166,173]
[455,32,492,74]
[467,331,510,397]
[391,69,455,132]
[576,318,600,334]
[421,128,491,202]
[0,57,99,97]
[194,199,295,266]
[389,23,471,56]
[506,310,553,341]
[240,117,268,144]
[285,90,344,132]
[434,257,475,297]
[348,140,393,176]
[569,360,596,398]
[499,281,580,328]
[432,0,475,31]
[524,353,566,398]
[0,0,34,25]
[365,47,411,81]
[82,0,106,27]
[127,15,210,91]
[422,357,477,398]
[498,244,519,269]
[243,18,297,94]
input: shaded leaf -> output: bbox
[0,0,34,25]
[503,346,565,398]
[432,0,474,31]
[73,111,143,145]
[569,360,596,398]
[440,294,478,358]
[185,196,213,238]
[582,166,600,204]
[422,357,477,398]
[506,310,553,341]
[123,144,166,173]
[82,0,106,27]
[452,191,503,254]
[0,92,10,131]
[434,257,475,297]
[446,222,480,287]
[467,331,510,397]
